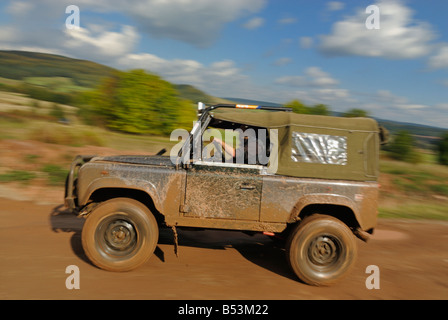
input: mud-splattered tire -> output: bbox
[82,198,159,272]
[286,214,357,286]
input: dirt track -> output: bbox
[1,197,447,300]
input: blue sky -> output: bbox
[1,0,448,128]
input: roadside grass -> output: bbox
[1,112,174,153]
[380,159,448,197]
[28,122,105,147]
[0,170,36,183]
[0,165,68,187]
[379,158,448,220]
[379,203,448,221]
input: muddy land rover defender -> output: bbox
[65,103,385,286]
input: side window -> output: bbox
[199,123,272,166]
[291,132,347,165]
[201,128,227,162]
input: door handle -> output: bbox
[237,183,256,190]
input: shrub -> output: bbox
[41,164,68,186]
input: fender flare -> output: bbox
[79,177,164,213]
[290,193,362,227]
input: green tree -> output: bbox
[285,100,331,116]
[344,108,369,118]
[89,69,195,135]
[388,130,422,164]
[438,132,448,165]
[285,99,309,114]
[309,104,330,116]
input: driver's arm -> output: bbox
[212,137,236,157]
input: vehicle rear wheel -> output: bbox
[82,198,159,272]
[286,214,357,286]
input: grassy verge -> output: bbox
[0,165,68,187]
[28,123,105,147]
[0,170,36,183]
[379,204,448,221]
[379,158,448,220]
[380,159,448,196]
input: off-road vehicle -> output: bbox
[65,103,385,286]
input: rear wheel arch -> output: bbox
[289,193,361,230]
[277,203,360,245]
[297,203,360,231]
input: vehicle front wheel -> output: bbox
[81,198,159,272]
[286,214,357,286]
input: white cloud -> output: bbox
[6,1,34,16]
[273,57,292,66]
[319,0,436,59]
[275,76,306,87]
[353,90,448,128]
[375,90,407,104]
[314,88,350,100]
[9,0,267,48]
[299,37,313,49]
[428,45,448,69]
[243,17,265,30]
[396,104,429,110]
[326,1,345,12]
[116,53,255,98]
[435,103,448,111]
[125,0,266,46]
[306,67,339,86]
[275,67,339,87]
[0,26,20,43]
[64,25,139,60]
[273,67,355,107]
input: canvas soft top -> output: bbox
[208,108,380,181]
[211,110,379,132]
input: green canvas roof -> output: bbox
[211,111,379,133]
[210,110,380,181]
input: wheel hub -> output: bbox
[104,219,137,252]
[309,235,339,266]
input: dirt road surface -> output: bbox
[1,197,447,300]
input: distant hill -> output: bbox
[0,50,116,88]
[175,84,234,105]
[0,51,234,104]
